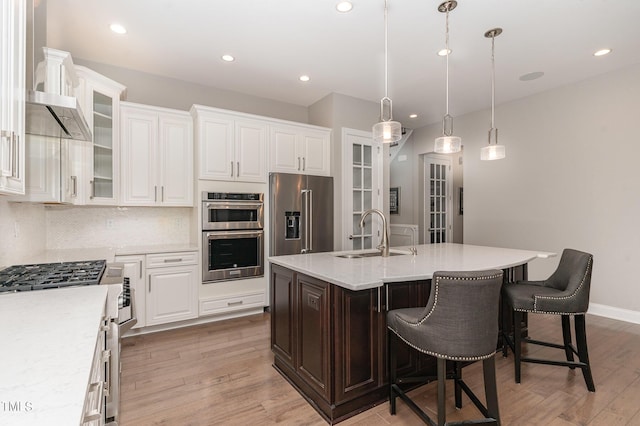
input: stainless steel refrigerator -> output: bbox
[270,172,334,256]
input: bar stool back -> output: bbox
[387,269,504,426]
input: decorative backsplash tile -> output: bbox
[0,200,47,267]
[45,206,193,249]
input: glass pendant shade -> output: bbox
[434,135,462,154]
[373,120,402,144]
[480,144,505,161]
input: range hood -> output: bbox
[25,0,92,142]
[25,90,92,141]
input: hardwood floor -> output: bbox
[120,312,640,425]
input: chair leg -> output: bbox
[454,361,462,409]
[483,356,501,425]
[501,296,509,357]
[513,310,523,383]
[437,357,447,426]
[575,315,596,392]
[561,315,575,368]
[388,329,397,414]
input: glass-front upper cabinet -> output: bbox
[75,66,126,205]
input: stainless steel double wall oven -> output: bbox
[201,192,265,282]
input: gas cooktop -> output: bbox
[0,260,107,293]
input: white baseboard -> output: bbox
[588,303,640,325]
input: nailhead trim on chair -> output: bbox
[389,328,497,361]
[389,272,503,361]
[530,256,592,313]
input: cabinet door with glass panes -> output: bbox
[75,66,126,205]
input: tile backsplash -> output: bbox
[45,205,193,249]
[0,199,194,266]
[0,200,46,267]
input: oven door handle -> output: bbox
[205,230,264,239]
[204,202,263,209]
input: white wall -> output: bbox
[458,63,640,315]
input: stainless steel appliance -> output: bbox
[270,172,334,255]
[202,192,265,282]
[0,260,135,425]
[202,191,263,230]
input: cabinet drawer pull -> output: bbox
[227,300,243,306]
[71,175,78,197]
[302,156,306,171]
[230,161,234,177]
[297,157,301,171]
[237,161,240,177]
[163,258,182,263]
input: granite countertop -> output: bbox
[0,285,109,426]
[268,243,556,291]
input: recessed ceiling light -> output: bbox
[336,1,353,13]
[593,48,612,57]
[109,23,127,34]
[221,54,235,62]
[409,114,418,118]
[437,48,451,57]
[299,75,310,82]
[519,71,544,81]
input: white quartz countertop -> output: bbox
[0,286,109,426]
[268,243,556,291]
[2,244,198,269]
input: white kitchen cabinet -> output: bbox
[0,0,25,195]
[75,66,126,205]
[114,254,146,329]
[120,102,193,207]
[269,123,331,176]
[191,105,267,182]
[145,251,198,326]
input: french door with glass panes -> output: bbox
[342,128,383,250]
[424,155,452,244]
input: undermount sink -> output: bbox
[334,249,412,259]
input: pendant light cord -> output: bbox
[384,0,389,99]
[491,34,496,130]
[445,9,450,116]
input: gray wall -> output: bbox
[389,139,416,225]
[75,58,309,123]
[457,63,640,317]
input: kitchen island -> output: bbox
[268,243,554,423]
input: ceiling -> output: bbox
[46,0,640,129]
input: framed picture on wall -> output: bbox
[390,187,399,214]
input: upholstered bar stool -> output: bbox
[387,270,504,426]
[502,248,595,392]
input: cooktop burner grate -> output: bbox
[0,260,107,293]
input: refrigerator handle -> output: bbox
[308,190,313,252]
[301,189,309,253]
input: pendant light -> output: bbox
[372,0,402,144]
[434,1,461,154]
[480,28,506,161]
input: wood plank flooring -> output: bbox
[120,313,640,425]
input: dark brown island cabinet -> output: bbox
[270,263,528,423]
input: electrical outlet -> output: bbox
[106,219,115,229]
